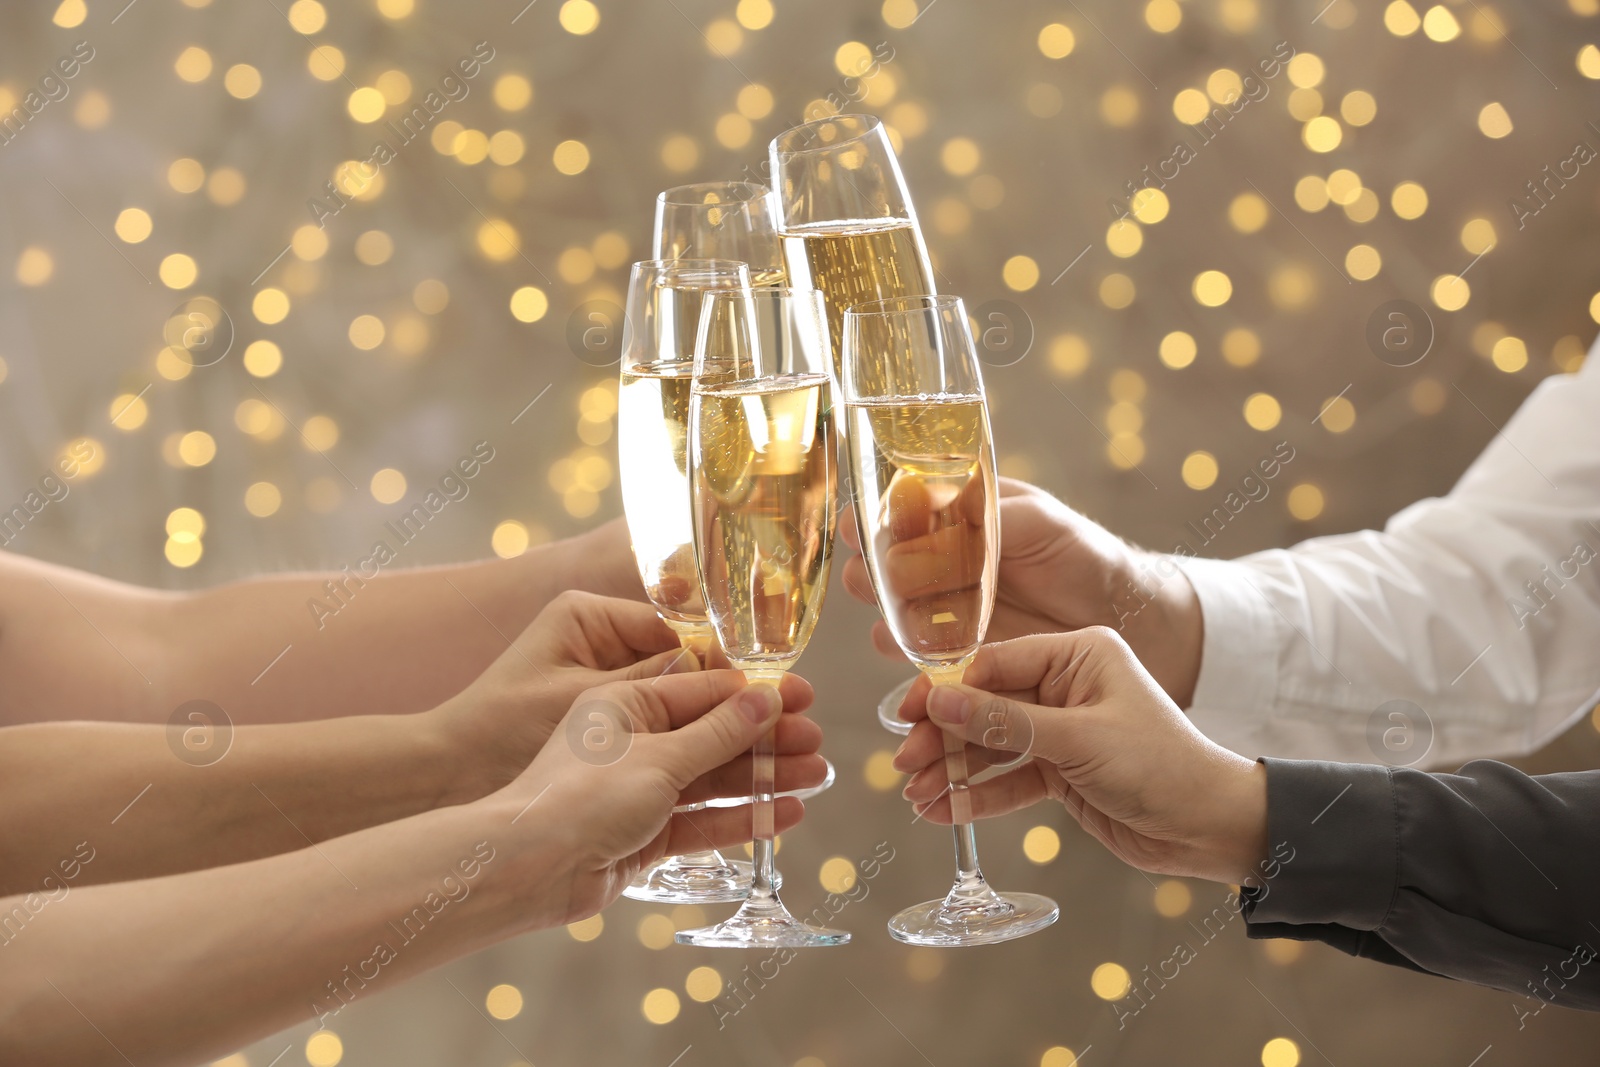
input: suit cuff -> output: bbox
[1172,555,1281,717]
[1243,758,1398,931]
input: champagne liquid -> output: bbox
[845,395,998,668]
[780,221,935,382]
[748,266,788,288]
[618,360,709,636]
[691,374,836,672]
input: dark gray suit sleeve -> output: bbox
[1240,758,1600,1012]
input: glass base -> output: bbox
[877,676,916,735]
[700,756,836,808]
[624,853,779,904]
[676,900,851,948]
[887,889,1058,947]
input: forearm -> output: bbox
[0,711,471,893]
[0,518,640,726]
[0,796,545,1066]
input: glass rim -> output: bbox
[700,284,826,304]
[657,181,771,206]
[843,293,963,319]
[631,257,750,274]
[770,113,883,158]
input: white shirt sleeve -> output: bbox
[1176,342,1600,767]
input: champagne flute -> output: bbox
[842,294,1059,947]
[658,180,840,801]
[675,286,849,949]
[769,113,935,735]
[655,181,786,287]
[619,258,761,904]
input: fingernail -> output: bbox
[739,685,779,723]
[927,685,970,725]
[891,738,907,762]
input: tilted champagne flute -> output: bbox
[656,181,838,803]
[768,113,936,735]
[619,258,762,904]
[675,286,849,949]
[655,181,787,287]
[842,295,1059,947]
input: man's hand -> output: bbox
[501,671,824,927]
[890,628,1266,886]
[843,478,1204,706]
[433,591,698,797]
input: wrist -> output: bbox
[1203,755,1269,886]
[1117,550,1204,707]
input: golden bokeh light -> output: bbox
[305,1031,343,1067]
[347,86,386,123]
[1319,395,1356,433]
[115,208,153,244]
[1430,273,1470,311]
[1421,4,1461,42]
[553,139,591,175]
[1181,451,1219,490]
[224,64,262,99]
[1345,243,1382,280]
[476,219,522,261]
[16,247,54,287]
[1385,1,1422,35]
[641,988,680,1025]
[560,0,600,35]
[1159,331,1196,369]
[53,0,87,27]
[1262,1037,1301,1067]
[1153,880,1193,918]
[242,340,283,378]
[109,393,149,431]
[1099,273,1136,309]
[566,915,603,942]
[1341,90,1377,125]
[1229,192,1269,233]
[1243,392,1282,430]
[1022,826,1061,864]
[159,254,198,290]
[1003,254,1039,291]
[1302,115,1342,152]
[492,520,530,558]
[1090,963,1131,1000]
[1477,101,1513,139]
[174,46,213,83]
[1288,483,1326,520]
[1192,270,1232,307]
[1038,23,1076,59]
[1222,327,1261,367]
[1460,217,1496,255]
[253,288,291,324]
[1106,220,1143,257]
[302,415,340,452]
[244,482,282,518]
[287,0,327,33]
[349,315,386,350]
[370,468,407,504]
[206,168,247,206]
[1041,1048,1081,1067]
[485,984,523,1021]
[1492,336,1529,373]
[308,44,346,80]
[685,965,724,1003]
[1391,181,1428,219]
[1145,0,1181,32]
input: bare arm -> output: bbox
[0,517,642,726]
[0,671,817,1067]
[0,593,804,894]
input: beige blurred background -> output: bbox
[4,0,1600,1063]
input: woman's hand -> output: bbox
[842,478,1204,705]
[892,627,1266,885]
[496,670,823,927]
[433,591,698,797]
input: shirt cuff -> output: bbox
[1243,758,1398,931]
[1171,555,1281,716]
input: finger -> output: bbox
[621,645,703,682]
[679,753,828,806]
[996,476,1040,499]
[842,556,878,606]
[652,681,791,791]
[960,630,1125,699]
[839,506,862,552]
[899,747,1013,802]
[924,683,1041,754]
[663,797,804,856]
[573,594,683,667]
[909,764,1051,825]
[891,719,943,771]
[597,670,813,736]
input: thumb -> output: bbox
[926,683,1041,758]
[654,683,782,791]
[620,644,701,682]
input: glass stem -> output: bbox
[928,666,993,899]
[744,668,784,907]
[671,627,723,866]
